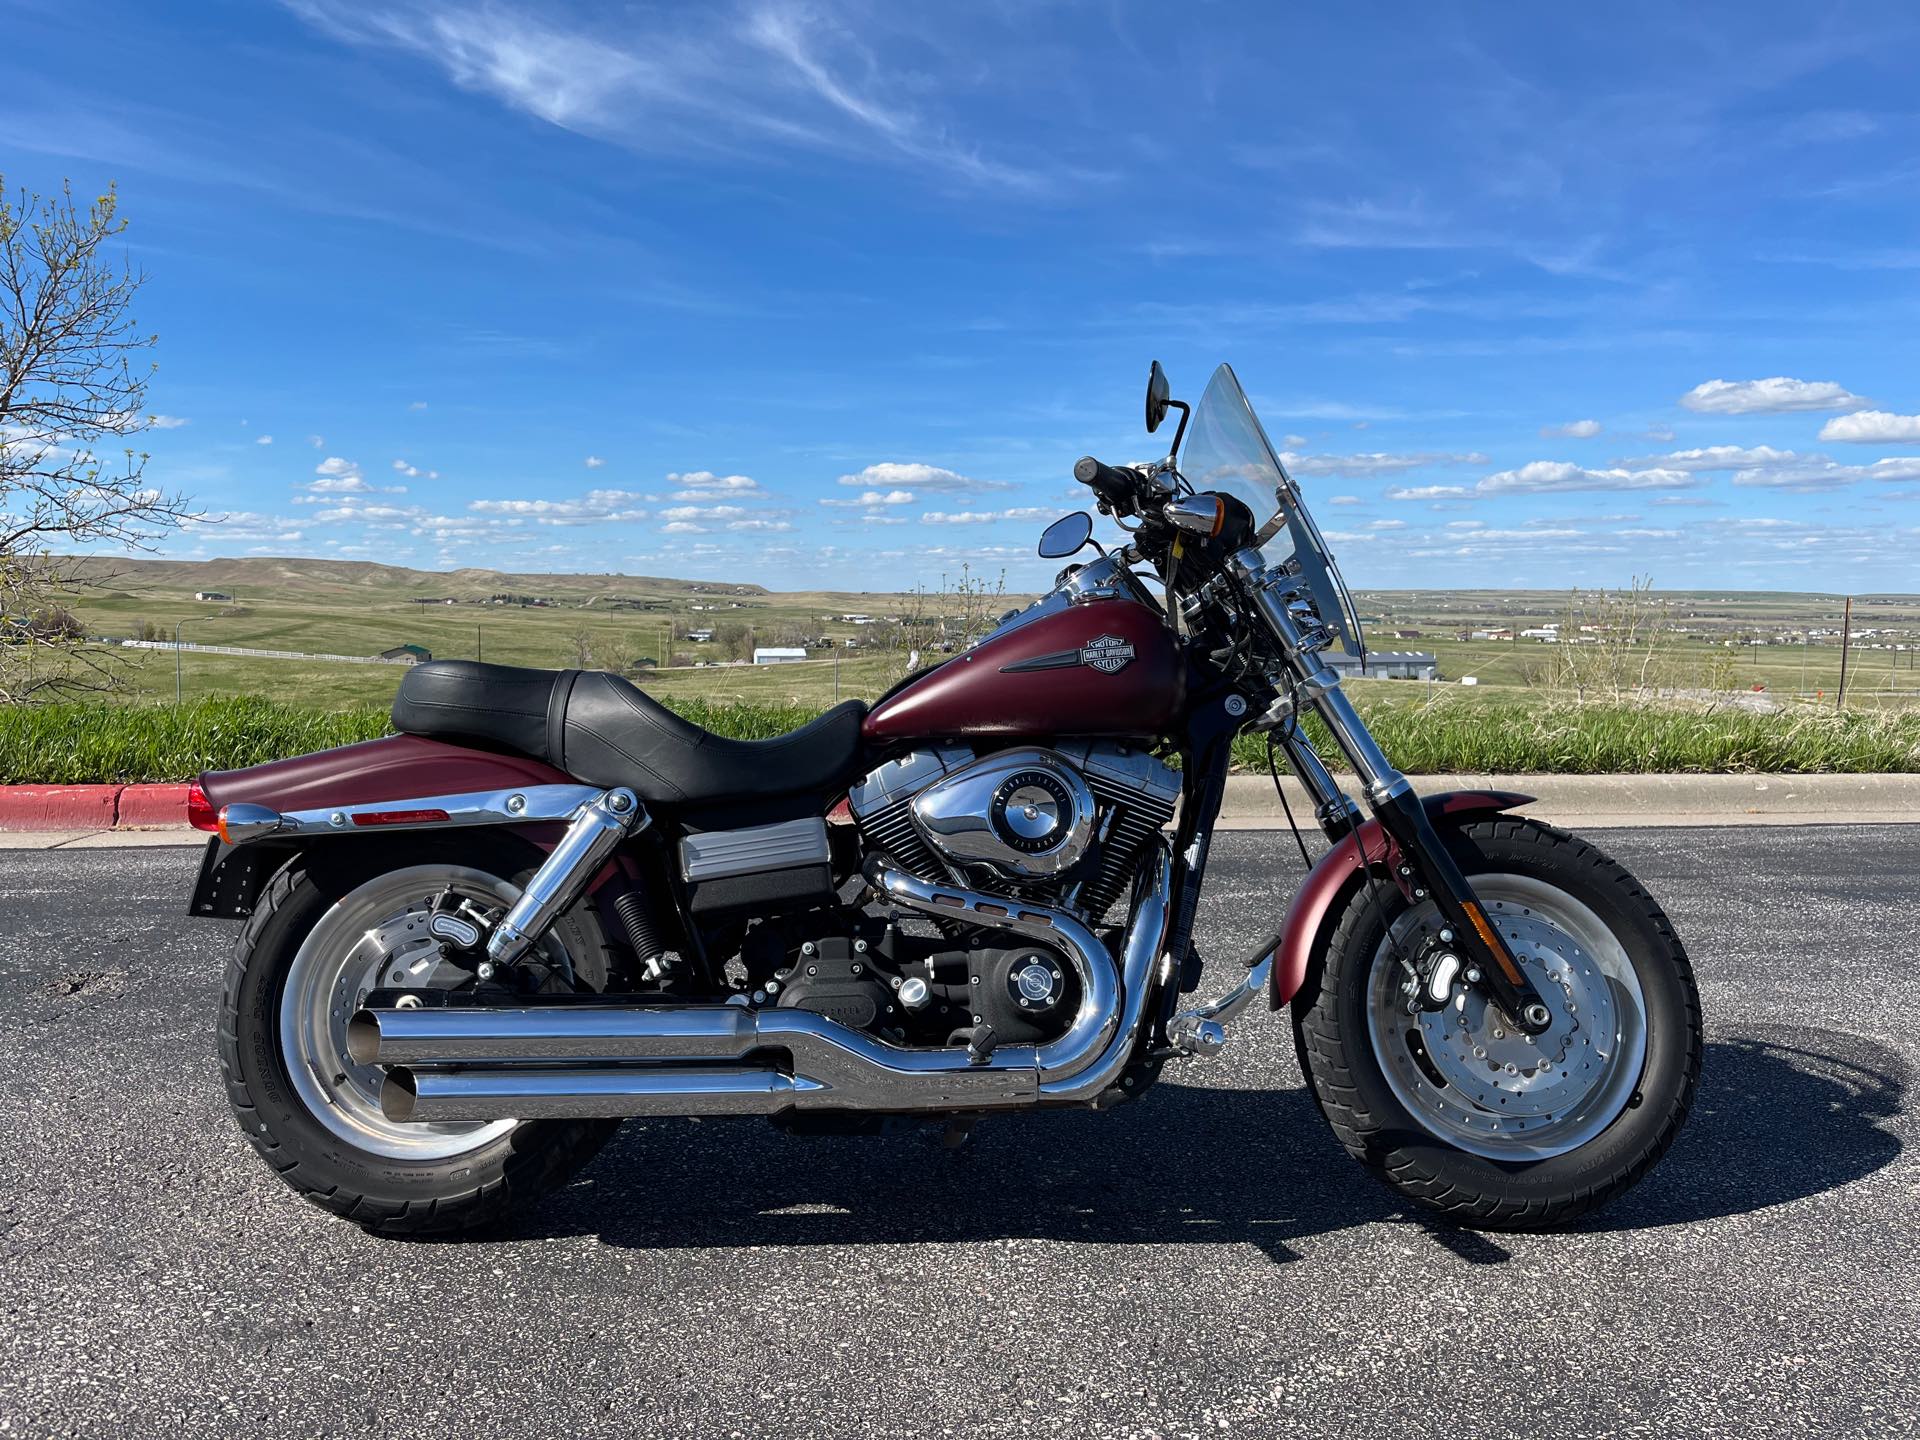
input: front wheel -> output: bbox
[1294,817,1701,1230]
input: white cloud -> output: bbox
[307,434,324,448]
[921,510,999,525]
[819,489,915,508]
[839,462,1012,493]
[255,434,274,445]
[1629,445,1805,472]
[1732,456,1920,489]
[668,470,758,492]
[409,400,428,410]
[1280,450,1489,477]
[1282,434,1309,449]
[1819,410,1920,443]
[1329,495,1364,506]
[470,488,650,523]
[584,455,606,468]
[1540,420,1601,439]
[663,504,746,521]
[1679,377,1867,414]
[727,518,792,532]
[1476,462,1700,495]
[316,456,359,479]
[288,1,1051,192]
[1385,484,1476,501]
[392,458,440,480]
[303,475,393,496]
[147,414,189,429]
[204,510,305,543]
[661,520,706,534]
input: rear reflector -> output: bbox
[186,781,218,833]
[349,808,451,827]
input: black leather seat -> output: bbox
[391,660,868,808]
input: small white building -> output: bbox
[195,591,232,602]
[753,647,808,665]
[1327,651,1439,681]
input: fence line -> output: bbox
[117,639,416,666]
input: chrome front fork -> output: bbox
[484,787,648,972]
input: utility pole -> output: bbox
[1836,596,1853,711]
[476,624,482,662]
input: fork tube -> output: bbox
[1230,548,1551,1034]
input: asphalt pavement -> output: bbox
[1,827,1914,1438]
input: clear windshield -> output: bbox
[1179,363,1366,658]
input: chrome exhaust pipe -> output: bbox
[382,1066,824,1122]
[349,844,1171,1120]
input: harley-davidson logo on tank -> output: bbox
[1080,635,1134,673]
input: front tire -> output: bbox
[1293,817,1701,1230]
[218,837,621,1235]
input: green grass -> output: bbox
[0,695,838,785]
[1231,695,1920,776]
[6,691,1917,785]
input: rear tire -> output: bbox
[218,836,621,1236]
[1293,817,1701,1230]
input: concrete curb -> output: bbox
[0,783,189,831]
[0,774,1914,838]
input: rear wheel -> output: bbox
[218,837,621,1235]
[1293,817,1701,1229]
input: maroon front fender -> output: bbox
[1268,790,1535,1009]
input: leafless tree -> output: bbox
[1541,576,1674,702]
[2,179,191,701]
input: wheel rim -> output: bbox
[279,865,558,1161]
[1364,873,1649,1161]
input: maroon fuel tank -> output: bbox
[863,598,1183,744]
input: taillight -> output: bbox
[186,780,218,833]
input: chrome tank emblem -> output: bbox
[1081,634,1134,674]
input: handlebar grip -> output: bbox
[1074,455,1139,497]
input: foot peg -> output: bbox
[1166,1014,1227,1057]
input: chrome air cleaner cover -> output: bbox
[909,747,1096,880]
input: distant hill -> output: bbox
[56,555,773,603]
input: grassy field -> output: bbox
[7,557,1917,784]
[6,692,1915,785]
[37,555,1920,711]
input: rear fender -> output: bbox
[1266,790,1535,1009]
[190,734,598,919]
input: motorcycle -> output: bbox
[189,362,1701,1235]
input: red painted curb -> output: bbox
[0,784,121,830]
[0,783,195,831]
[117,783,191,828]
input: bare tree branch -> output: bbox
[1,177,192,703]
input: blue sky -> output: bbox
[5,0,1919,592]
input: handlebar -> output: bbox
[1074,455,1163,517]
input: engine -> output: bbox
[718,743,1176,1079]
[847,740,1180,922]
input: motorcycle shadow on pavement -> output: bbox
[502,1027,1904,1264]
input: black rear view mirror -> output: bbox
[1037,511,1094,559]
[1146,360,1171,434]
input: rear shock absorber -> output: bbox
[613,889,670,981]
